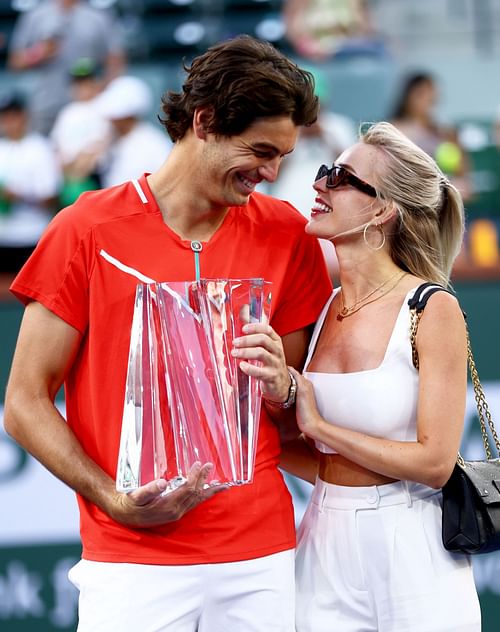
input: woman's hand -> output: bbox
[288,367,324,439]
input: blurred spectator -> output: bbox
[268,68,357,213]
[266,68,357,280]
[283,0,385,61]
[0,90,61,273]
[96,75,173,188]
[390,72,473,201]
[50,57,111,206]
[7,0,126,135]
[495,104,500,149]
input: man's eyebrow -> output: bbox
[252,142,295,156]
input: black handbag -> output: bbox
[409,282,500,555]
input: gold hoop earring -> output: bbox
[363,223,386,251]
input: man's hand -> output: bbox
[231,322,290,404]
[108,462,227,528]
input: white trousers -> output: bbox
[68,550,295,632]
[296,479,481,632]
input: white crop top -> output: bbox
[304,287,420,454]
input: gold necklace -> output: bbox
[338,270,401,316]
[337,271,407,321]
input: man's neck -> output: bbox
[146,171,229,243]
[164,209,229,243]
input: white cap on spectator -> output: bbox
[97,75,152,120]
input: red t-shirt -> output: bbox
[11,175,332,564]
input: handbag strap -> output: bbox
[409,282,500,462]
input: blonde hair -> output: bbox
[361,121,464,287]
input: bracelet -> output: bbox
[264,369,297,409]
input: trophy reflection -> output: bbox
[116,278,272,493]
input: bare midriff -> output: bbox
[319,453,399,487]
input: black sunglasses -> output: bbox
[315,164,377,198]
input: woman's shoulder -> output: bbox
[409,280,464,337]
[397,277,462,321]
[408,277,460,305]
[421,289,462,318]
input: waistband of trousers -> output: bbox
[311,477,440,510]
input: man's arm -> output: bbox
[231,323,311,427]
[273,327,320,481]
[7,37,59,70]
[277,434,318,484]
[4,301,222,528]
[281,327,311,371]
[231,324,311,404]
[7,11,59,71]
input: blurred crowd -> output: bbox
[273,0,500,279]
[0,0,173,274]
[0,0,500,277]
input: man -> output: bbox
[4,35,331,631]
[50,56,111,206]
[0,90,61,273]
[7,0,125,135]
[95,74,173,188]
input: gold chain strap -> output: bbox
[410,307,500,465]
[409,308,422,370]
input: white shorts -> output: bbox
[296,479,481,632]
[68,549,294,632]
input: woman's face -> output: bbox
[306,142,383,244]
[406,79,437,119]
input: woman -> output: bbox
[390,72,472,201]
[287,121,481,631]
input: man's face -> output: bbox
[199,115,298,209]
[0,109,27,140]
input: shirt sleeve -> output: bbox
[8,12,38,52]
[10,203,94,334]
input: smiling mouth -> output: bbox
[237,173,259,192]
[311,198,332,214]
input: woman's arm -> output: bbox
[290,292,467,489]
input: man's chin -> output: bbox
[229,191,252,207]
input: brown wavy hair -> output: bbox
[160,35,319,142]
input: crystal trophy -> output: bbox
[116,278,272,493]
